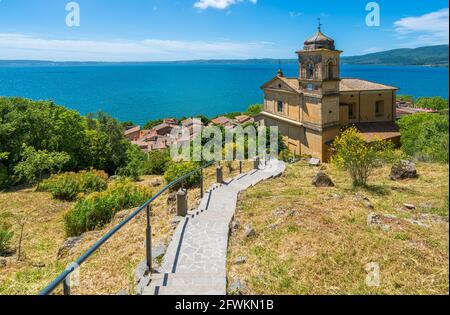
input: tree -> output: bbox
[144,119,163,130]
[118,144,147,181]
[415,97,448,110]
[246,104,263,117]
[142,149,171,175]
[14,146,70,184]
[332,127,395,187]
[397,113,449,163]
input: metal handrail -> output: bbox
[39,161,214,295]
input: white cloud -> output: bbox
[394,8,449,46]
[0,33,275,61]
[194,0,256,10]
[289,11,303,18]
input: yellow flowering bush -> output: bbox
[331,127,395,187]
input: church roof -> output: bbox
[304,25,335,50]
[340,78,398,92]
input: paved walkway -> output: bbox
[142,159,286,295]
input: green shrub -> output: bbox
[397,113,449,163]
[246,104,263,117]
[142,149,171,175]
[64,180,153,236]
[164,161,201,190]
[39,170,108,201]
[0,212,13,255]
[415,97,448,111]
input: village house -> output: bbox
[124,125,141,141]
[257,24,400,162]
[235,114,254,125]
[211,116,234,127]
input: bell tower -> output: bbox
[296,21,343,160]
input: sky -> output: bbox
[0,0,448,61]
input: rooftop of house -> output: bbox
[212,116,233,125]
[340,78,398,92]
[355,122,401,142]
[124,125,141,135]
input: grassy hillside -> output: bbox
[227,161,449,294]
[342,45,449,67]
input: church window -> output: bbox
[375,100,384,117]
[328,61,335,79]
[348,103,356,119]
[307,63,314,79]
[277,100,283,113]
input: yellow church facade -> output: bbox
[258,25,400,162]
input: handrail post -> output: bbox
[239,161,243,174]
[63,276,71,295]
[146,205,152,274]
[200,168,204,198]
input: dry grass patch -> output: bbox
[227,161,449,295]
[0,161,249,295]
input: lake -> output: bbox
[0,63,448,125]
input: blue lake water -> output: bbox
[0,63,448,125]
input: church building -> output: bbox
[258,24,400,162]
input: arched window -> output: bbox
[328,61,334,79]
[307,63,314,79]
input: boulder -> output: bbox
[151,179,162,187]
[390,160,418,180]
[0,257,7,268]
[403,203,416,210]
[243,224,256,238]
[57,236,83,259]
[234,256,247,265]
[167,193,177,204]
[229,220,240,234]
[227,278,246,295]
[312,172,335,187]
[367,212,382,226]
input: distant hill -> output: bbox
[0,45,448,67]
[341,45,449,67]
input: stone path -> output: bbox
[142,159,286,295]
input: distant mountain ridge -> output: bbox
[0,45,448,67]
[341,45,449,67]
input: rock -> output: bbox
[230,220,240,234]
[272,208,285,217]
[354,194,374,209]
[152,242,167,261]
[151,179,162,187]
[363,200,374,209]
[227,278,246,295]
[408,219,429,228]
[243,224,256,238]
[268,223,279,230]
[32,261,46,268]
[57,236,83,259]
[309,158,321,166]
[312,172,335,187]
[234,256,247,265]
[117,289,129,295]
[167,193,177,204]
[367,212,382,226]
[170,216,182,229]
[0,257,6,268]
[403,203,416,210]
[390,160,418,180]
[134,260,150,283]
[108,175,120,182]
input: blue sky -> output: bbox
[0,0,448,61]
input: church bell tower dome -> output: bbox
[304,21,335,51]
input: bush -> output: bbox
[332,126,395,187]
[164,161,201,190]
[246,104,263,117]
[0,212,13,255]
[397,113,449,163]
[118,144,147,181]
[142,149,171,175]
[415,97,448,111]
[64,180,153,236]
[39,170,108,201]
